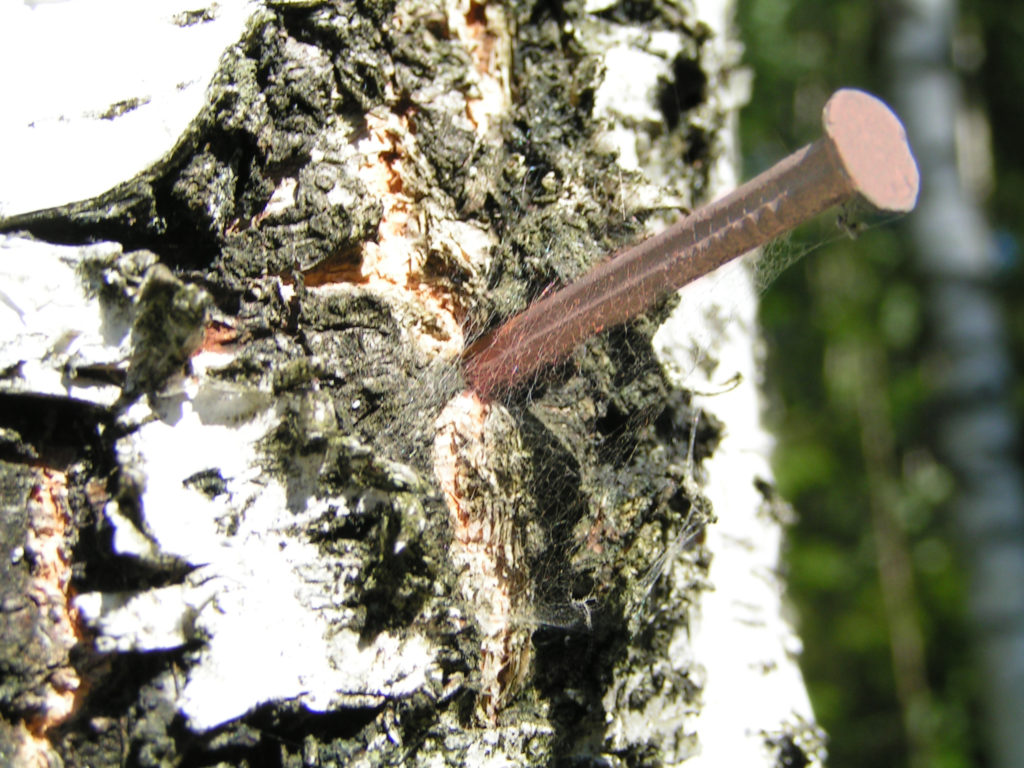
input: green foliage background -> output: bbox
[735,1,1017,765]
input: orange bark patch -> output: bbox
[452,0,509,133]
[464,0,497,77]
[427,0,521,721]
[198,320,238,354]
[433,391,530,721]
[294,109,466,359]
[24,470,83,736]
[434,390,488,532]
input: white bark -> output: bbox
[604,1,822,762]
[0,0,257,216]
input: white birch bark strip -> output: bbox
[589,0,823,763]
[0,0,256,216]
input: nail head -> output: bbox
[823,88,920,214]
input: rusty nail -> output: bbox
[463,88,920,399]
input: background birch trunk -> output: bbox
[0,0,820,764]
[888,1,1024,764]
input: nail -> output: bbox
[463,88,920,399]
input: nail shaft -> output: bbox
[463,88,920,399]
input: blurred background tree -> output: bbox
[736,0,1024,766]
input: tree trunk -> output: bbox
[888,1,1024,765]
[0,0,821,764]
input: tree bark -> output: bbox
[0,0,822,764]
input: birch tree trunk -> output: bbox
[0,0,821,764]
[888,1,1024,764]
